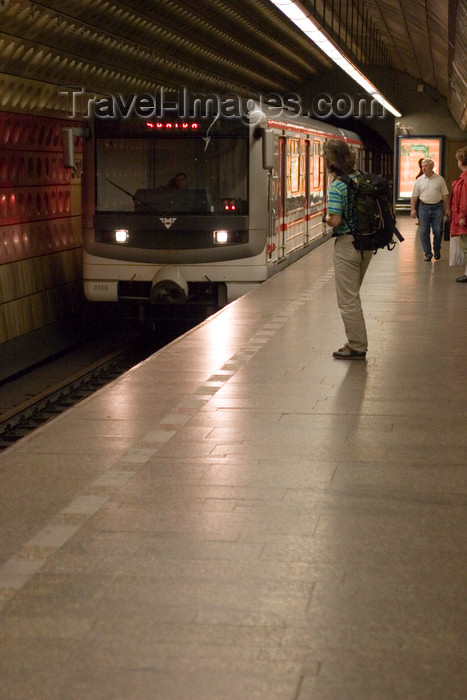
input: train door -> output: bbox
[308,138,326,242]
[266,134,283,263]
[304,138,310,242]
[283,136,307,256]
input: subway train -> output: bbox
[75,103,388,318]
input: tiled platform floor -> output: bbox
[0,215,466,699]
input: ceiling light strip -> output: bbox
[269,0,402,117]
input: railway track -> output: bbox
[0,307,212,453]
[0,347,146,453]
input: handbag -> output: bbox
[449,236,466,266]
[443,217,450,241]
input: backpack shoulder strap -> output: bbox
[336,172,358,233]
[338,172,360,188]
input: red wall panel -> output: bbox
[0,112,82,265]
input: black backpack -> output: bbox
[339,171,404,252]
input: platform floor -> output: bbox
[0,215,466,699]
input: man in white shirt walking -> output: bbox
[410,158,450,261]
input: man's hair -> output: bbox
[455,146,467,166]
[422,158,434,167]
[322,139,356,175]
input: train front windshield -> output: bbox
[95,120,248,216]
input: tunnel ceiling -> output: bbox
[0,0,465,130]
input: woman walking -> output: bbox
[450,146,467,282]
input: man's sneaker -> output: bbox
[424,254,432,261]
[434,252,441,260]
[456,274,467,283]
[332,343,366,360]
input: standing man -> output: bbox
[323,139,373,360]
[410,158,450,261]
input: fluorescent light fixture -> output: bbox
[269,0,402,117]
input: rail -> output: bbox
[0,348,143,452]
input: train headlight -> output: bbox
[213,230,229,244]
[115,228,129,243]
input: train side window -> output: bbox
[285,138,306,212]
[288,138,300,194]
[313,141,321,190]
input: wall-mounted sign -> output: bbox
[395,136,445,202]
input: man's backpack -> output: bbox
[339,172,404,252]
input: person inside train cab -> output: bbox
[410,158,450,261]
[168,172,188,189]
[323,139,373,360]
[156,172,188,191]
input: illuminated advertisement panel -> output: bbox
[396,135,444,201]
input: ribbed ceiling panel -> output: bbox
[0,0,464,129]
